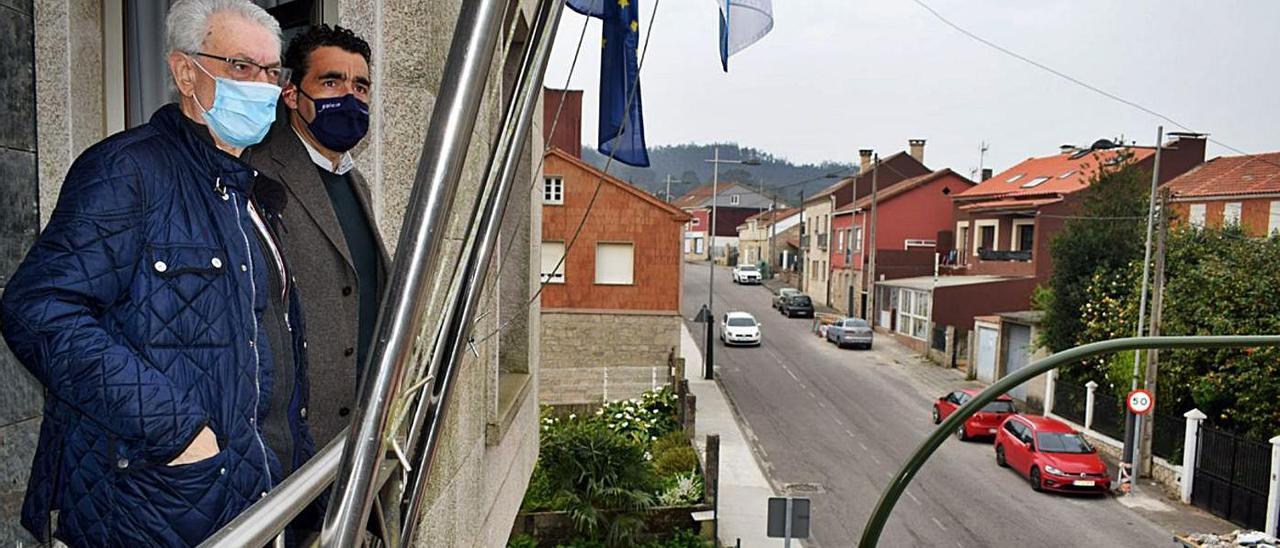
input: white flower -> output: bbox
[568,414,576,420]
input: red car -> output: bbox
[995,415,1111,493]
[932,388,1017,440]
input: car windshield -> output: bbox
[1036,432,1094,454]
[739,265,758,272]
[791,296,812,305]
[780,289,799,296]
[845,319,869,328]
[727,317,756,327]
[981,400,1016,413]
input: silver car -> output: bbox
[826,318,873,349]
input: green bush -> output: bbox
[657,472,703,507]
[508,533,539,548]
[640,529,712,548]
[595,387,681,446]
[650,430,688,458]
[652,444,699,479]
[539,420,656,546]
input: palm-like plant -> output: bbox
[541,420,657,546]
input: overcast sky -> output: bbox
[545,0,1280,179]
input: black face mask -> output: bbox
[299,89,369,152]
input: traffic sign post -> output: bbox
[1123,389,1155,494]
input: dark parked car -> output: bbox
[780,294,814,318]
[772,287,801,310]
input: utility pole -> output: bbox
[1123,126,1163,487]
[866,154,880,326]
[768,192,778,276]
[848,160,859,318]
[707,146,720,380]
[664,174,676,202]
[1139,187,1170,471]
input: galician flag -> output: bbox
[717,0,774,71]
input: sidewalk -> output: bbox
[681,324,801,548]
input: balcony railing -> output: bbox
[817,233,829,250]
[800,234,810,247]
[978,248,1032,262]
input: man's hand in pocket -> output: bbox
[167,426,220,466]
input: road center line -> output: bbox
[785,368,798,381]
[905,489,921,505]
[932,517,947,531]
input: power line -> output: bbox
[910,0,1280,170]
[474,0,665,345]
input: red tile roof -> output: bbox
[804,151,915,205]
[958,197,1063,213]
[958,147,1156,200]
[1165,152,1280,199]
[671,181,745,209]
[833,169,973,214]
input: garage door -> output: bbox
[975,327,998,384]
[1003,324,1032,401]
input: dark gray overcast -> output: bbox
[547,0,1280,177]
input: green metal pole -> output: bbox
[857,335,1280,547]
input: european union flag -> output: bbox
[567,0,650,167]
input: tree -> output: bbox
[1036,154,1151,356]
[1078,225,1280,438]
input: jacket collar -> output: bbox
[150,104,258,192]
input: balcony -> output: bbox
[978,248,1032,262]
[817,233,828,251]
[800,234,810,247]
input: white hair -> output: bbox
[166,0,282,54]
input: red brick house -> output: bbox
[874,134,1205,361]
[540,148,692,404]
[1165,151,1280,236]
[800,145,932,305]
[829,168,976,316]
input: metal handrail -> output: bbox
[398,0,564,541]
[321,0,509,543]
[857,334,1280,547]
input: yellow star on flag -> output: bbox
[618,0,629,8]
[630,19,638,32]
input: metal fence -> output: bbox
[1090,389,1126,441]
[1053,379,1088,425]
[1192,425,1273,530]
[1150,411,1186,462]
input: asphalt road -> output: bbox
[683,263,1172,548]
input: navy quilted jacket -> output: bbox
[0,105,315,546]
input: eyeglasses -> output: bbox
[189,52,292,87]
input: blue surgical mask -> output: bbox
[190,58,281,148]
[298,90,369,153]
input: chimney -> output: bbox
[908,139,926,164]
[859,149,873,174]
[981,168,993,181]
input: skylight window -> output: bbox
[1059,170,1075,179]
[1006,174,1024,183]
[1021,176,1050,188]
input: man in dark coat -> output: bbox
[0,1,314,545]
[247,24,389,447]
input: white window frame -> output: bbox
[973,219,1000,254]
[853,225,864,252]
[730,194,741,205]
[543,176,564,205]
[896,288,929,341]
[1269,201,1280,236]
[1223,202,1243,226]
[956,221,970,258]
[837,229,845,252]
[540,241,566,284]
[594,242,635,285]
[1189,203,1207,228]
[690,217,700,227]
[1010,219,1036,251]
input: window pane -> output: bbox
[1224,202,1242,225]
[1270,201,1280,236]
[540,241,566,283]
[1189,204,1206,227]
[595,243,634,284]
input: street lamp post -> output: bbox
[703,147,760,379]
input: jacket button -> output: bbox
[240,264,248,272]
[116,458,129,469]
[300,407,308,418]
[342,286,353,296]
[211,257,223,269]
[344,347,354,357]
[153,261,168,273]
[339,407,351,417]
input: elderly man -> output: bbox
[248,24,388,447]
[0,0,314,545]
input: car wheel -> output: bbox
[955,424,968,441]
[995,445,1008,468]
[1030,467,1044,492]
[931,406,940,424]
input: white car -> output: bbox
[720,312,762,346]
[731,264,762,284]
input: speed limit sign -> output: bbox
[1127,389,1154,415]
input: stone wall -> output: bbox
[540,312,681,405]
